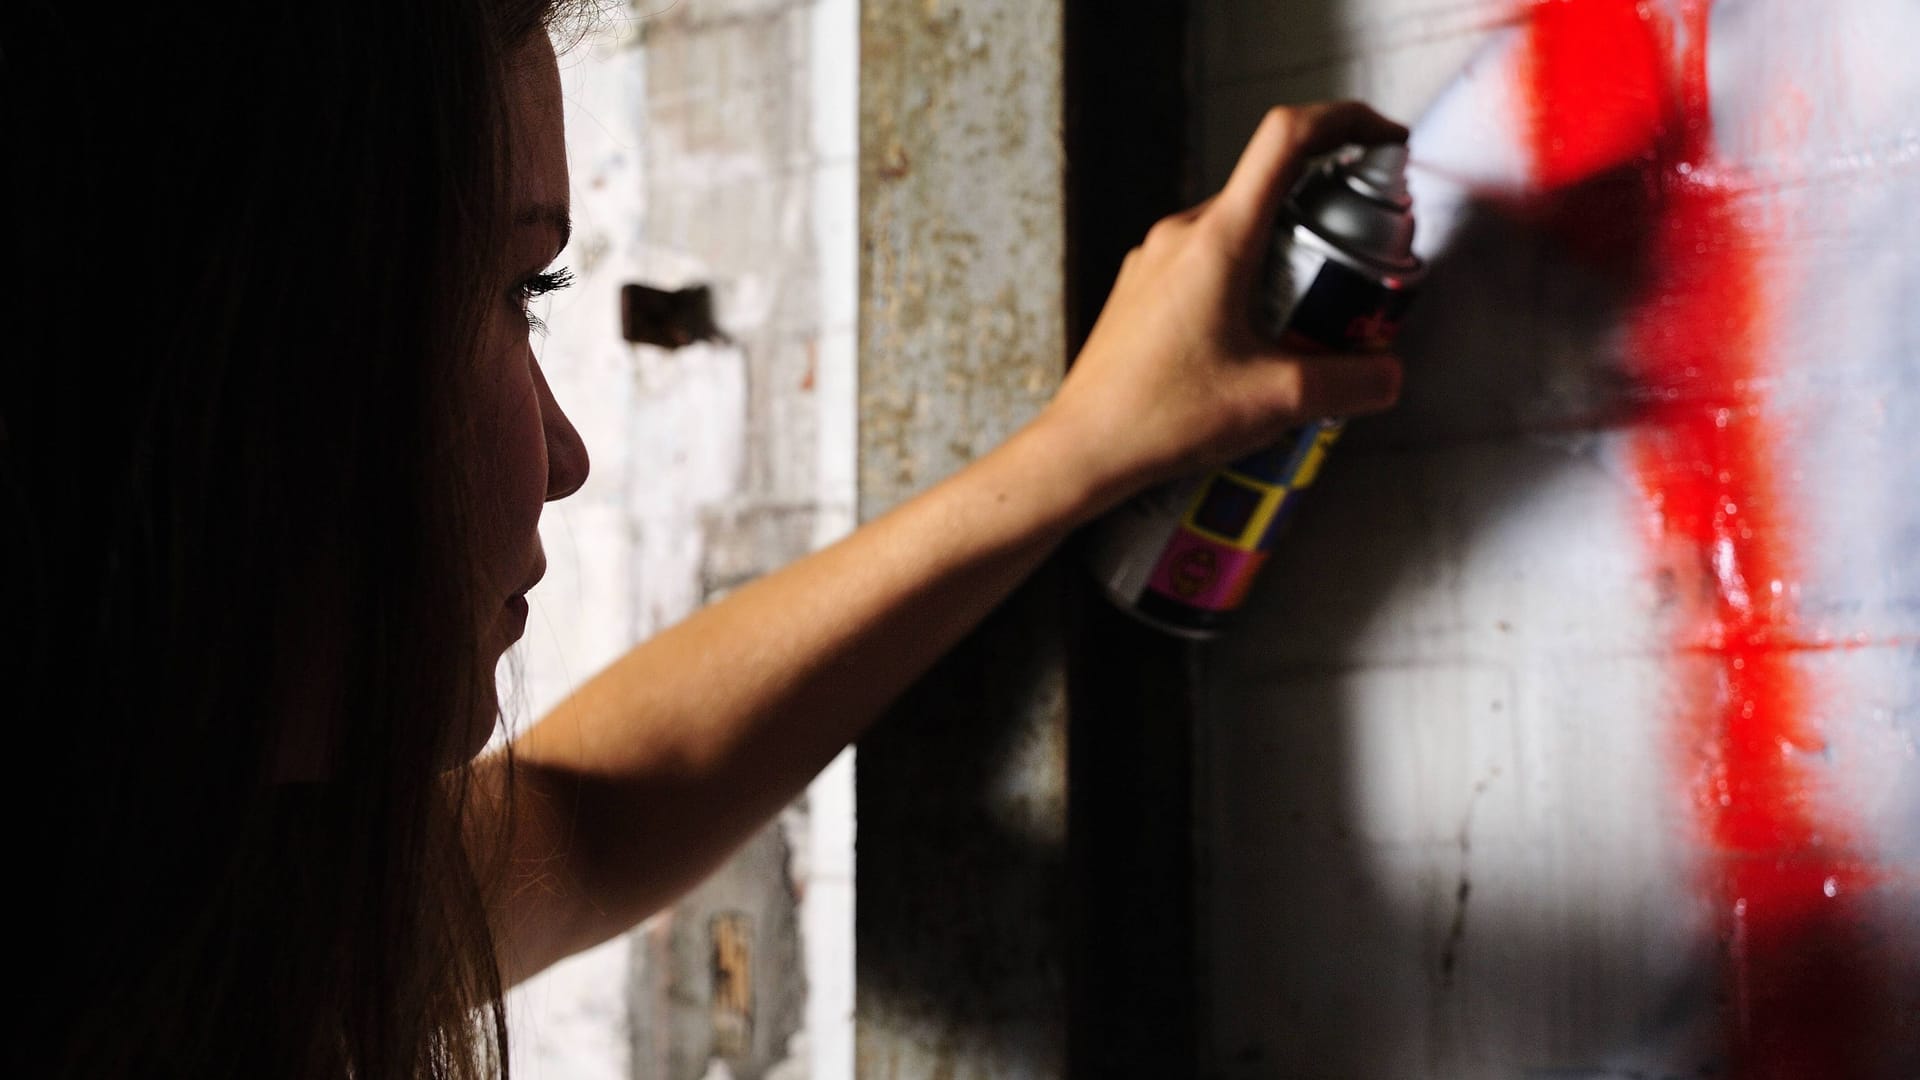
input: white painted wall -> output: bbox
[1194,1,1919,1076]
[496,1,858,1076]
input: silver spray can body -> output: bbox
[1089,143,1426,639]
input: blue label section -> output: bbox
[1278,424,1324,484]
[1230,423,1324,487]
[1256,489,1303,551]
[1192,473,1265,539]
[1229,440,1300,485]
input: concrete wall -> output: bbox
[499,1,858,1076]
[1192,1,1919,1077]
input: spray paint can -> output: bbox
[1089,143,1425,638]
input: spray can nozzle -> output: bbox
[1288,143,1420,270]
[1347,143,1412,206]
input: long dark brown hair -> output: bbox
[3,1,580,1075]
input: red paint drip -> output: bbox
[1519,1,1886,1074]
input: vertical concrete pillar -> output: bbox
[855,1,1069,1077]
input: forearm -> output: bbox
[493,409,1110,968]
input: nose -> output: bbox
[533,361,590,501]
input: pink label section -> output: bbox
[1146,527,1266,612]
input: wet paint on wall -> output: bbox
[1517,1,1897,1073]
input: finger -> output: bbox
[1258,352,1403,420]
[1213,101,1410,261]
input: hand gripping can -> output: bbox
[1089,143,1425,639]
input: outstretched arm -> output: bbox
[470,101,1409,985]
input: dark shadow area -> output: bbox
[1061,0,1201,1077]
[853,569,1072,1063]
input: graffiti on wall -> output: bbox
[1204,0,1917,1075]
[1405,0,1919,1073]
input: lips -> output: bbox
[499,552,544,646]
[503,593,530,643]
[512,553,547,601]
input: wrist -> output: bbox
[1015,403,1143,527]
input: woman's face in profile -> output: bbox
[275,35,591,777]
[471,34,589,715]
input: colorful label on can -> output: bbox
[1145,528,1267,611]
[1135,418,1343,614]
[1091,216,1419,635]
[1279,253,1418,350]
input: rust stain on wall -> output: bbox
[856,0,1071,1078]
[858,0,1066,520]
[710,912,754,1058]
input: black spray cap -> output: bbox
[1288,142,1419,271]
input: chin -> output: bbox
[450,601,528,767]
[440,680,505,769]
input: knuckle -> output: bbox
[1189,211,1236,254]
[1260,361,1307,417]
[1293,101,1338,138]
[1260,105,1299,138]
[1143,216,1184,249]
[1278,366,1309,414]
[1297,99,1356,134]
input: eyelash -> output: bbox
[515,266,574,333]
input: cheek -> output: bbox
[473,341,551,565]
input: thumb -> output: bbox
[1254,352,1403,422]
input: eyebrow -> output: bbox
[516,203,573,252]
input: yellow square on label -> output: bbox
[1183,479,1288,551]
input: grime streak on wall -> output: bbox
[1517,1,1894,1074]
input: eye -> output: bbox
[514,266,574,334]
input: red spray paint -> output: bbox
[1518,1,1887,1074]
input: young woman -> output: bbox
[4,2,1404,1075]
